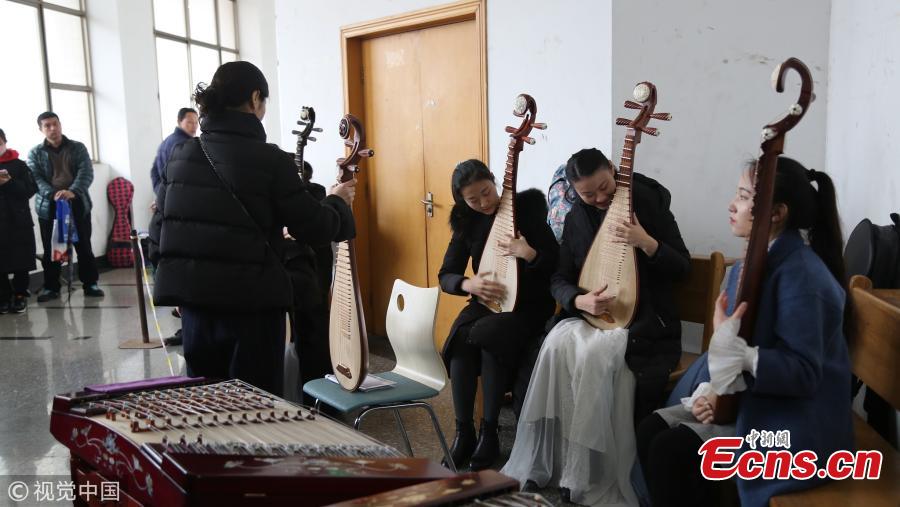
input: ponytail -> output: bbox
[805,169,846,286]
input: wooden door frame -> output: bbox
[340,0,488,332]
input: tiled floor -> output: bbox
[0,268,572,505]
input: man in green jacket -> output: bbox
[27,112,103,301]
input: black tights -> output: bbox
[449,335,505,425]
[636,413,716,507]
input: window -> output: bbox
[153,0,238,139]
[0,0,96,159]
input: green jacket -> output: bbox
[27,137,94,220]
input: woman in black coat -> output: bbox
[438,159,559,471]
[149,62,357,396]
[0,128,38,314]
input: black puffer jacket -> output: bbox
[149,110,354,310]
[0,155,37,273]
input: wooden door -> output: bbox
[358,19,483,349]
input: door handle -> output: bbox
[421,192,434,218]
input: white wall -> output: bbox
[613,0,831,258]
[826,0,900,234]
[88,0,162,236]
[237,0,282,146]
[272,0,613,193]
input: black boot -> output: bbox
[443,420,476,469]
[469,419,499,471]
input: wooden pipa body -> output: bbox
[477,94,545,312]
[713,58,815,423]
[578,82,669,329]
[329,115,373,391]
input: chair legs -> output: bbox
[353,401,457,473]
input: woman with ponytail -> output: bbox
[438,159,559,471]
[636,156,854,507]
[149,62,357,396]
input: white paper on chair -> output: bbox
[325,374,396,392]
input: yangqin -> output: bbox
[578,82,671,329]
[713,57,815,423]
[49,377,451,506]
[329,115,373,391]
[476,93,546,313]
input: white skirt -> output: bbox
[501,318,639,506]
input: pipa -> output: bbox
[476,93,546,312]
[329,114,373,391]
[713,58,815,423]
[578,82,670,329]
[291,106,322,183]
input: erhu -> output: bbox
[714,58,815,423]
[476,94,545,312]
[578,82,670,329]
[292,106,322,183]
[329,114,374,391]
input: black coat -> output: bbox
[552,173,690,412]
[439,188,559,361]
[149,110,355,310]
[0,156,37,273]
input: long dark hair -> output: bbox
[449,159,495,232]
[193,61,269,117]
[748,156,846,285]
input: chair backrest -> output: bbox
[673,252,728,352]
[385,279,447,392]
[848,275,900,410]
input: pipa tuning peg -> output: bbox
[615,118,630,126]
[312,127,323,132]
[524,137,536,145]
[505,126,517,134]
[290,129,301,135]
[360,148,374,157]
[624,100,642,109]
[650,112,672,121]
[641,127,660,136]
[308,136,316,142]
[532,122,547,130]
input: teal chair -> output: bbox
[303,279,455,471]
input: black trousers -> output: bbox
[38,197,98,291]
[181,306,285,396]
[0,271,30,301]
[636,413,717,507]
[292,301,331,405]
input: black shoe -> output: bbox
[559,487,571,503]
[84,284,105,297]
[164,329,183,346]
[11,295,27,313]
[521,480,540,493]
[0,301,9,314]
[442,420,477,470]
[468,419,500,471]
[37,289,60,302]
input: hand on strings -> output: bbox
[498,233,537,262]
[54,189,75,201]
[462,271,507,301]
[610,214,658,256]
[692,394,717,424]
[713,291,748,331]
[0,170,10,186]
[329,177,357,206]
[575,284,616,316]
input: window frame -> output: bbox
[6,0,98,160]
[152,0,239,115]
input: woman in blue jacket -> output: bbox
[636,156,853,507]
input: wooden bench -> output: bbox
[770,275,900,506]
[667,252,730,389]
